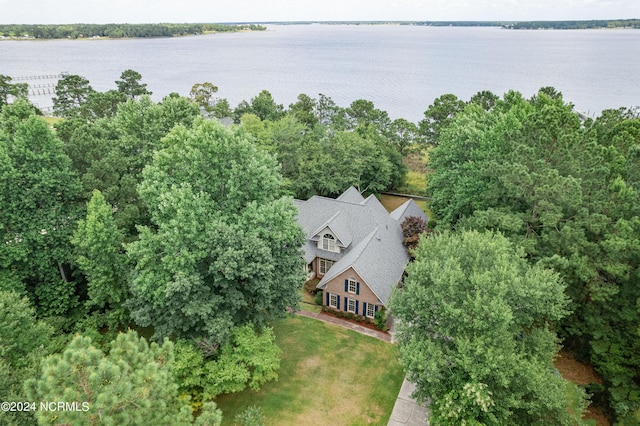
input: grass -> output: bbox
[300,279,322,313]
[215,315,405,426]
[555,351,609,426]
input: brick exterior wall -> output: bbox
[322,267,381,321]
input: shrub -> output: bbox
[374,309,386,330]
[234,405,264,426]
[314,291,323,306]
[346,312,355,321]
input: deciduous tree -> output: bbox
[126,118,305,343]
[0,101,84,320]
[390,230,584,425]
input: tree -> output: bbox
[288,93,319,128]
[189,82,218,110]
[25,331,222,426]
[390,230,585,425]
[388,118,421,155]
[115,69,151,99]
[235,90,285,123]
[0,74,28,108]
[419,93,466,146]
[0,101,84,320]
[400,215,431,252]
[211,98,232,119]
[0,290,53,426]
[126,118,305,343]
[174,325,281,402]
[469,89,499,111]
[72,190,129,327]
[52,74,95,117]
[426,90,640,421]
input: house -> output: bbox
[294,187,428,321]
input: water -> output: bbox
[1,24,639,121]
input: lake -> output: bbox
[2,24,639,121]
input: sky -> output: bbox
[0,0,639,24]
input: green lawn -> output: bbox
[215,315,405,425]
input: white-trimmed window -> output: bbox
[347,298,356,313]
[366,303,376,318]
[318,258,335,275]
[348,277,357,294]
[322,233,336,252]
[329,293,338,309]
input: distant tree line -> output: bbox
[0,23,266,39]
[504,19,640,30]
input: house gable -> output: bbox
[322,267,383,318]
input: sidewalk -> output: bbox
[387,379,430,426]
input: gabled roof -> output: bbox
[295,187,417,306]
[336,186,366,203]
[309,211,352,248]
[390,199,429,224]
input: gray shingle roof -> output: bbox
[336,186,366,203]
[295,187,410,306]
[390,199,429,224]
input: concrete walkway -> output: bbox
[295,309,429,425]
[387,379,430,426]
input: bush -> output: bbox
[346,312,355,321]
[314,291,323,306]
[234,405,264,426]
[374,309,386,330]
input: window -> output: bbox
[347,298,356,313]
[348,278,357,294]
[318,258,334,275]
[329,293,338,309]
[366,303,376,318]
[322,233,336,252]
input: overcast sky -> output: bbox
[1,0,638,24]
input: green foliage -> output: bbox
[52,74,95,118]
[174,326,281,402]
[0,23,266,39]
[426,89,640,420]
[0,290,52,426]
[72,189,129,327]
[127,118,305,343]
[390,230,584,425]
[116,69,152,99]
[25,330,222,425]
[0,74,28,108]
[373,308,386,330]
[0,101,84,320]
[234,406,265,426]
[61,94,200,236]
[419,93,466,146]
[190,82,218,110]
